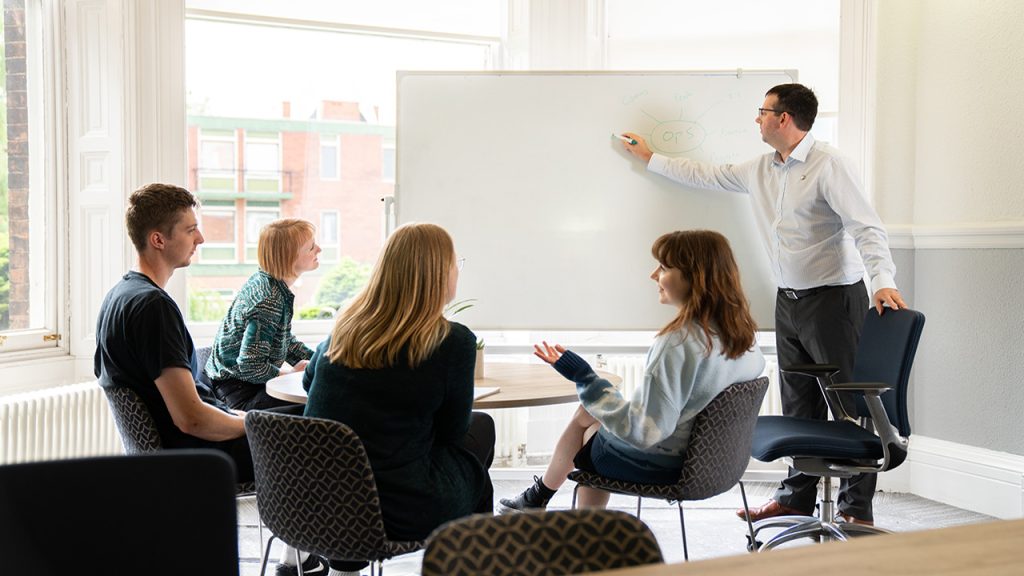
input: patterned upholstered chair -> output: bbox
[567,377,770,560]
[420,509,664,576]
[244,410,425,576]
[102,385,258,496]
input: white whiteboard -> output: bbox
[396,71,793,331]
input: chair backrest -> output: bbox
[0,450,239,576]
[195,345,215,388]
[245,410,405,562]
[103,385,163,453]
[420,509,664,576]
[851,309,926,437]
[676,377,770,500]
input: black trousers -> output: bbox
[212,376,301,412]
[197,403,305,484]
[772,281,876,521]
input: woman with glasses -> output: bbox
[501,230,765,512]
[302,222,494,576]
[206,218,321,411]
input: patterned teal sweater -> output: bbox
[554,325,765,469]
[206,270,313,385]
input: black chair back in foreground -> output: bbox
[0,450,239,576]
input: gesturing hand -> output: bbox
[533,341,567,365]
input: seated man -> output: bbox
[94,183,326,576]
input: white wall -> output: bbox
[873,0,1024,472]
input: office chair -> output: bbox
[245,410,425,576]
[567,377,769,560]
[0,450,239,576]
[749,308,925,550]
[420,509,663,576]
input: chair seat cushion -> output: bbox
[752,416,883,462]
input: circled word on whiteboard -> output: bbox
[651,120,706,154]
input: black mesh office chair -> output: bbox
[749,308,925,550]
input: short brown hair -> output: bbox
[765,83,818,131]
[125,183,198,252]
[258,218,316,281]
[651,230,758,359]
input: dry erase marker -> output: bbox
[612,133,638,145]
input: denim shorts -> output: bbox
[573,432,682,485]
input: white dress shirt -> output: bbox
[647,133,897,294]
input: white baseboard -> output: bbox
[906,435,1024,519]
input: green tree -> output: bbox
[313,257,372,312]
[188,289,231,323]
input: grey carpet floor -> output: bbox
[236,478,995,575]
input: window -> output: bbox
[320,135,339,181]
[1,0,61,354]
[197,129,237,194]
[184,1,500,326]
[244,132,281,194]
[320,210,339,262]
[244,205,280,263]
[198,203,237,263]
[381,142,395,182]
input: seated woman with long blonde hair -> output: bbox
[302,222,494,575]
[501,229,765,512]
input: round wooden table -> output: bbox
[265,362,622,409]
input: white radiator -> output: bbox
[0,381,122,465]
[497,353,782,466]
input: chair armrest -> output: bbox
[781,364,840,377]
[781,364,852,422]
[825,381,892,394]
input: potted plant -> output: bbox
[446,298,485,379]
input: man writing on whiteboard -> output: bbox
[620,83,906,526]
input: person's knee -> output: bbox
[471,412,496,445]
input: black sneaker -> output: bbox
[275,553,329,576]
[498,475,555,514]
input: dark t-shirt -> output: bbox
[94,271,231,448]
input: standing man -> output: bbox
[621,84,906,526]
[94,183,327,576]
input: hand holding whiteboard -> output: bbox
[396,71,792,330]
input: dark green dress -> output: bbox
[302,321,488,541]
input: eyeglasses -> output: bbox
[758,107,785,116]
[456,257,466,271]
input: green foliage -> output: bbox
[188,288,231,323]
[297,304,336,320]
[313,257,372,312]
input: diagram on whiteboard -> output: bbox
[623,89,753,163]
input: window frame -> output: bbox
[319,209,340,263]
[319,134,340,181]
[242,205,281,264]
[197,204,238,264]
[0,0,66,358]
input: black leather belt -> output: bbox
[779,283,849,300]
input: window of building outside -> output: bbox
[381,143,396,183]
[319,135,339,181]
[605,0,840,143]
[319,210,340,263]
[184,0,501,325]
[1,0,58,354]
